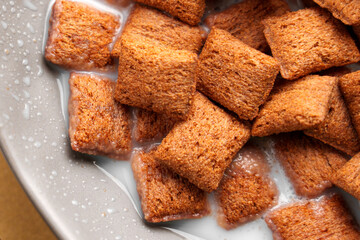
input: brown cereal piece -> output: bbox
[216,143,278,230]
[252,75,336,137]
[68,73,131,159]
[134,109,177,142]
[197,28,279,121]
[45,0,120,70]
[266,195,360,240]
[114,38,197,120]
[131,150,210,223]
[205,0,289,52]
[135,0,205,25]
[313,0,360,25]
[332,153,360,200]
[263,8,360,80]
[154,92,251,192]
[274,133,347,197]
[339,71,360,138]
[304,81,360,156]
[111,4,205,57]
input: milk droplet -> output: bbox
[23,0,38,11]
[17,39,24,47]
[22,103,30,120]
[26,22,35,33]
[71,200,78,206]
[23,76,31,86]
[106,208,118,215]
[0,21,8,29]
[34,141,41,148]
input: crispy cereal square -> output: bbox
[197,28,279,120]
[134,109,177,143]
[266,195,360,240]
[304,82,360,156]
[263,8,360,80]
[205,0,289,52]
[131,150,210,223]
[252,75,336,137]
[313,0,360,25]
[274,133,347,197]
[339,71,360,138]
[45,0,120,70]
[114,39,197,120]
[154,92,251,192]
[135,0,205,25]
[332,153,360,200]
[111,4,205,57]
[68,73,131,159]
[216,143,278,229]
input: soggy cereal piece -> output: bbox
[111,4,205,57]
[252,75,336,137]
[339,71,360,138]
[68,73,131,159]
[332,153,360,200]
[114,39,197,120]
[263,8,360,80]
[332,153,360,199]
[135,0,205,25]
[266,195,360,240]
[274,133,347,197]
[131,150,210,223]
[216,143,278,230]
[154,92,251,192]
[134,109,177,142]
[197,28,279,121]
[304,82,360,156]
[45,0,120,70]
[313,0,360,25]
[205,0,289,52]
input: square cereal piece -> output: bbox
[111,4,205,57]
[197,28,279,121]
[45,0,120,70]
[266,195,360,240]
[332,153,360,200]
[304,82,360,156]
[134,109,177,143]
[205,0,289,52]
[263,8,360,80]
[154,92,251,192]
[131,150,210,223]
[114,39,197,120]
[68,73,131,159]
[135,0,205,25]
[216,143,278,230]
[339,71,360,138]
[274,132,347,197]
[252,75,336,137]
[313,0,360,25]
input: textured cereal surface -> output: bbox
[304,82,360,156]
[45,0,120,70]
[332,153,360,200]
[197,28,279,121]
[274,133,347,197]
[216,143,278,230]
[252,75,336,137]
[313,0,360,25]
[266,195,360,240]
[68,73,131,159]
[114,38,197,120]
[111,4,205,57]
[205,0,289,52]
[131,150,209,223]
[134,109,177,142]
[135,0,205,25]
[263,8,360,80]
[154,92,251,192]
[339,71,360,138]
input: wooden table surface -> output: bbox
[0,152,57,240]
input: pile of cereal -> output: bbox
[45,0,360,236]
